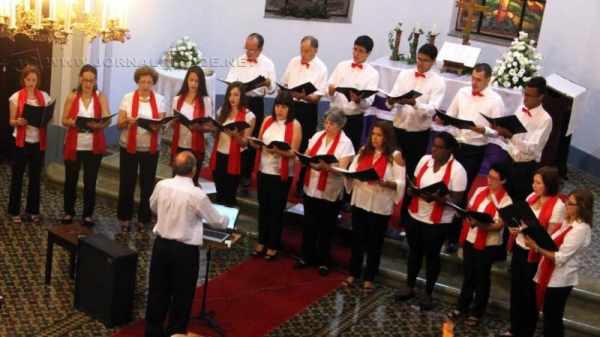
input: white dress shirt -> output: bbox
[409,155,468,224]
[328,60,379,116]
[344,150,406,216]
[281,55,328,102]
[171,95,213,149]
[505,104,552,162]
[73,94,99,151]
[389,69,446,132]
[118,91,167,152]
[465,186,513,247]
[516,194,566,250]
[259,119,300,176]
[534,220,591,288]
[225,53,276,97]
[150,175,228,246]
[216,108,256,154]
[446,86,506,146]
[9,90,51,144]
[304,130,355,202]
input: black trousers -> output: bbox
[64,151,103,217]
[344,114,364,152]
[117,147,158,223]
[212,152,241,206]
[243,96,265,180]
[543,286,572,337]
[406,216,449,294]
[510,245,539,337]
[301,195,341,267]
[457,242,494,317]
[349,206,390,282]
[257,172,292,250]
[295,101,319,191]
[145,236,200,337]
[174,147,204,186]
[508,160,537,202]
[8,142,44,216]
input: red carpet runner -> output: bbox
[112,255,345,337]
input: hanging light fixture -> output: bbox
[0,0,130,44]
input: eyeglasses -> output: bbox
[566,201,578,206]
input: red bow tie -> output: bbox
[415,71,426,78]
[472,91,484,97]
[522,107,532,117]
[247,59,257,64]
[351,63,363,70]
[301,61,310,68]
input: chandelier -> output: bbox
[0,0,130,44]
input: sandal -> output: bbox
[120,221,130,233]
[30,215,41,224]
[465,315,480,327]
[61,215,74,225]
[362,281,375,292]
[251,245,265,257]
[341,276,355,288]
[447,309,463,320]
[264,250,278,261]
[11,216,22,224]
[83,217,95,227]
[136,222,146,233]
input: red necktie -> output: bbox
[472,91,484,97]
[351,63,363,70]
[415,71,426,78]
[247,59,257,64]
[522,107,532,117]
[301,61,310,68]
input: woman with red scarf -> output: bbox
[209,82,255,206]
[170,66,213,184]
[8,65,52,225]
[500,166,565,337]
[61,64,110,227]
[449,163,513,326]
[117,66,167,233]
[249,91,302,260]
[294,108,355,276]
[342,121,405,291]
[525,189,592,337]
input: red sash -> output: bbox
[64,92,106,160]
[255,116,294,181]
[209,108,247,175]
[459,187,506,250]
[409,158,454,223]
[356,151,388,185]
[15,89,47,150]
[127,91,159,154]
[303,131,341,191]
[171,95,205,158]
[535,226,573,310]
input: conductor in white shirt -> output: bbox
[145,151,228,337]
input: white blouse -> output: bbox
[216,108,256,154]
[408,155,468,224]
[9,90,52,144]
[171,95,213,150]
[304,130,355,202]
[69,93,101,151]
[259,119,300,177]
[118,91,167,152]
[516,194,566,250]
[534,220,591,288]
[465,186,513,247]
[345,150,406,216]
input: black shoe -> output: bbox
[445,242,458,254]
[419,294,434,311]
[294,259,308,269]
[394,286,415,302]
[82,217,95,227]
[318,265,330,276]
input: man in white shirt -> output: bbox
[281,36,328,195]
[328,35,379,150]
[493,77,552,201]
[226,33,276,188]
[145,151,228,337]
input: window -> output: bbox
[265,0,353,22]
[456,0,546,41]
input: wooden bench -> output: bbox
[45,224,93,285]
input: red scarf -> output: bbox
[303,131,341,191]
[535,226,573,310]
[171,95,205,158]
[15,88,47,150]
[127,91,159,154]
[64,92,106,160]
[409,158,454,223]
[506,194,559,256]
[459,187,506,250]
[255,116,294,181]
[356,151,388,185]
[209,108,247,175]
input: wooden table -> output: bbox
[45,224,93,285]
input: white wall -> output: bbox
[101,0,600,158]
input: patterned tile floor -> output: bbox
[1,161,599,337]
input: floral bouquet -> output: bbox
[163,36,203,70]
[492,31,542,89]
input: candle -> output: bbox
[101,0,108,30]
[84,0,91,13]
[64,0,71,31]
[23,0,30,11]
[10,0,16,28]
[120,0,127,28]
[35,0,41,27]
[432,23,438,34]
[49,0,55,20]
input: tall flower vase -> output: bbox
[390,30,403,61]
[408,28,423,65]
[427,32,439,46]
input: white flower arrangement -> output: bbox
[163,36,203,70]
[492,31,542,89]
